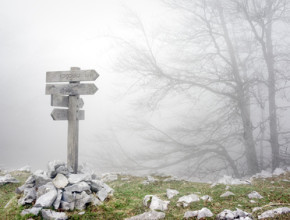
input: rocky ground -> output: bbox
[0,164,289,219]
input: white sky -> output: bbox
[0,0,169,170]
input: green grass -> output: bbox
[0,171,289,219]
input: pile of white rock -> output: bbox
[16,161,114,218]
[0,174,19,185]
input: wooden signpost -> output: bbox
[46,67,99,173]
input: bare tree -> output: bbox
[114,0,290,177]
[237,0,290,170]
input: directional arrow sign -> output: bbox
[46,83,98,95]
[51,109,85,120]
[51,95,84,108]
[46,69,99,82]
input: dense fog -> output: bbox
[1,0,290,181]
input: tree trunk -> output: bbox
[265,1,280,170]
[218,4,259,175]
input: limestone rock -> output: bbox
[41,209,68,220]
[60,201,75,211]
[125,211,165,220]
[177,194,200,207]
[37,182,56,198]
[47,160,66,178]
[25,175,35,184]
[21,207,42,216]
[0,174,19,185]
[166,189,179,199]
[184,208,213,219]
[62,191,75,203]
[216,208,253,220]
[75,191,91,210]
[248,191,263,199]
[143,195,170,211]
[18,187,37,205]
[97,188,108,201]
[16,183,34,194]
[200,195,213,202]
[53,189,63,210]
[17,165,31,172]
[55,166,70,176]
[34,186,57,208]
[258,207,290,219]
[101,173,118,182]
[90,195,102,206]
[65,181,90,192]
[216,175,251,185]
[68,173,91,184]
[143,175,158,184]
[220,191,235,198]
[33,170,50,187]
[53,174,69,189]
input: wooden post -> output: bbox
[46,67,98,174]
[67,67,80,173]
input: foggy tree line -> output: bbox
[115,0,290,177]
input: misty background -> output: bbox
[1,0,290,181]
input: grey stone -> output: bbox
[184,211,198,219]
[18,187,37,205]
[97,188,108,201]
[41,209,68,220]
[47,160,66,178]
[177,194,200,207]
[21,207,42,216]
[37,182,56,199]
[248,191,263,199]
[25,175,35,184]
[200,195,213,202]
[125,211,165,220]
[68,173,91,184]
[53,174,69,189]
[101,173,118,182]
[143,195,170,211]
[53,189,63,210]
[220,191,235,198]
[166,189,179,199]
[258,207,290,219]
[90,195,102,206]
[62,191,75,203]
[34,187,57,208]
[184,208,213,219]
[90,179,103,192]
[75,191,91,210]
[16,183,34,194]
[78,211,85,215]
[33,170,50,187]
[90,179,113,196]
[65,181,90,192]
[17,165,31,172]
[60,201,75,211]
[216,209,253,220]
[0,174,19,185]
[55,166,70,176]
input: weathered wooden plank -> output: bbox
[46,69,99,82]
[50,108,85,120]
[46,83,98,95]
[51,95,84,108]
[67,95,79,173]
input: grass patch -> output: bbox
[0,171,289,219]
